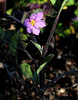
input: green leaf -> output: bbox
[20,63,33,78]
[50,0,56,5]
[59,33,65,38]
[30,40,42,55]
[4,30,15,42]
[37,54,54,75]
[33,71,40,83]
[74,9,78,16]
[6,8,13,15]
[0,27,4,40]
[9,30,20,56]
[59,0,68,13]
[20,33,28,48]
[69,0,75,5]
[31,9,43,14]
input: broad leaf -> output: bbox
[30,40,42,55]
[20,63,33,78]
[37,54,54,75]
[9,30,20,56]
[4,30,15,42]
[50,0,56,5]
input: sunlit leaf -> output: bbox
[59,0,68,13]
[50,0,56,5]
[59,33,65,38]
[69,0,75,5]
[74,9,78,16]
[64,28,71,36]
[20,33,28,48]
[20,63,33,78]
[30,40,42,55]
[37,63,47,75]
[37,54,54,75]
[6,8,13,15]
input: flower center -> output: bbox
[30,19,35,26]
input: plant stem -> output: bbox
[1,13,26,30]
[42,13,61,57]
[19,45,39,69]
[24,49,39,68]
[31,33,38,43]
[2,51,22,77]
[42,0,68,57]
[44,70,78,91]
[40,70,44,99]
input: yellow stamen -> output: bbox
[30,20,35,26]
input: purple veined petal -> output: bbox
[27,25,33,33]
[32,26,40,35]
[35,20,46,28]
[27,27,32,33]
[30,13,36,20]
[24,19,32,27]
[35,12,44,21]
[24,19,29,25]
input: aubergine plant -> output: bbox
[0,0,78,99]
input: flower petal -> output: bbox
[27,27,32,33]
[32,27,40,35]
[35,12,44,21]
[35,20,46,28]
[27,25,33,33]
[30,13,36,20]
[24,19,31,27]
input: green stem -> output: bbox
[42,0,68,57]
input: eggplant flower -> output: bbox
[24,12,46,35]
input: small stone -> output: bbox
[72,83,77,88]
[49,73,54,78]
[30,80,33,84]
[59,88,66,93]
[71,75,75,79]
[31,92,35,97]
[0,62,4,69]
[66,60,72,65]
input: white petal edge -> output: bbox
[32,27,40,35]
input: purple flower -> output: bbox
[24,12,46,35]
